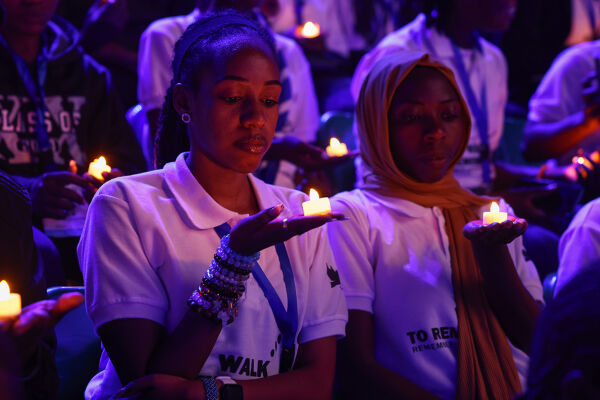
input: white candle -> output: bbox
[0,281,21,318]
[88,156,111,181]
[482,202,508,226]
[302,189,331,216]
[295,21,321,39]
[325,137,349,157]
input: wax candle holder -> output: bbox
[0,281,21,319]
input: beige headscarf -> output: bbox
[356,52,522,399]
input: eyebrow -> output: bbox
[396,98,460,105]
[217,75,282,87]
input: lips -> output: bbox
[421,154,448,168]
[234,135,268,154]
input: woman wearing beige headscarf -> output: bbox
[328,52,544,400]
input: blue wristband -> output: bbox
[199,376,219,400]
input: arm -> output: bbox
[464,218,542,353]
[337,310,442,400]
[522,112,600,161]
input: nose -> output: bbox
[423,117,447,142]
[240,97,266,130]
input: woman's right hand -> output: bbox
[228,204,345,255]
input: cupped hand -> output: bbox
[228,204,345,255]
[30,171,96,219]
[0,292,84,364]
[463,216,528,246]
[268,136,358,171]
[113,374,205,400]
[84,167,124,190]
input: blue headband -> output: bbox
[172,14,259,79]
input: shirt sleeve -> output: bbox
[528,46,590,123]
[297,225,348,344]
[78,188,169,330]
[327,196,375,313]
[499,199,544,303]
[557,200,600,294]
[137,21,176,112]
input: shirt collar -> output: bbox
[164,153,287,229]
[164,153,239,229]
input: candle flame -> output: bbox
[577,157,585,165]
[329,137,341,148]
[490,201,499,213]
[96,156,108,167]
[309,188,320,201]
[0,281,9,300]
[300,21,320,38]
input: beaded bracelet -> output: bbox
[187,233,260,324]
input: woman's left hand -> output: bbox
[462,216,528,246]
[113,374,205,400]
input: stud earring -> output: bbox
[181,113,191,124]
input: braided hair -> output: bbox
[155,11,276,168]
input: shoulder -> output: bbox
[143,13,193,40]
[94,169,167,205]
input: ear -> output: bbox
[172,83,192,117]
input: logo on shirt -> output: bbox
[407,326,458,353]
[219,354,270,378]
[326,264,340,288]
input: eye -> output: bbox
[441,111,459,122]
[399,113,421,123]
[222,96,242,104]
[263,98,279,107]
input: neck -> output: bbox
[437,11,477,49]
[186,152,259,215]
[0,29,41,63]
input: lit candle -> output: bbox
[0,281,21,319]
[302,189,331,216]
[572,156,594,170]
[295,21,321,39]
[325,137,349,157]
[88,156,111,181]
[482,202,507,226]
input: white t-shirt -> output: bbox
[557,198,600,294]
[137,10,319,188]
[327,189,543,400]
[351,14,508,191]
[78,153,347,400]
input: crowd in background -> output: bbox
[1,0,600,399]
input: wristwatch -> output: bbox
[216,376,243,400]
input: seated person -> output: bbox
[351,0,516,193]
[555,197,600,294]
[328,52,543,399]
[525,39,600,162]
[522,265,600,400]
[78,12,346,400]
[0,0,146,218]
[0,0,146,281]
[138,0,322,188]
[0,170,83,400]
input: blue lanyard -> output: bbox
[0,33,54,169]
[214,222,298,373]
[423,33,492,183]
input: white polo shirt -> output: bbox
[557,198,600,294]
[78,153,347,400]
[327,189,543,400]
[351,14,508,191]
